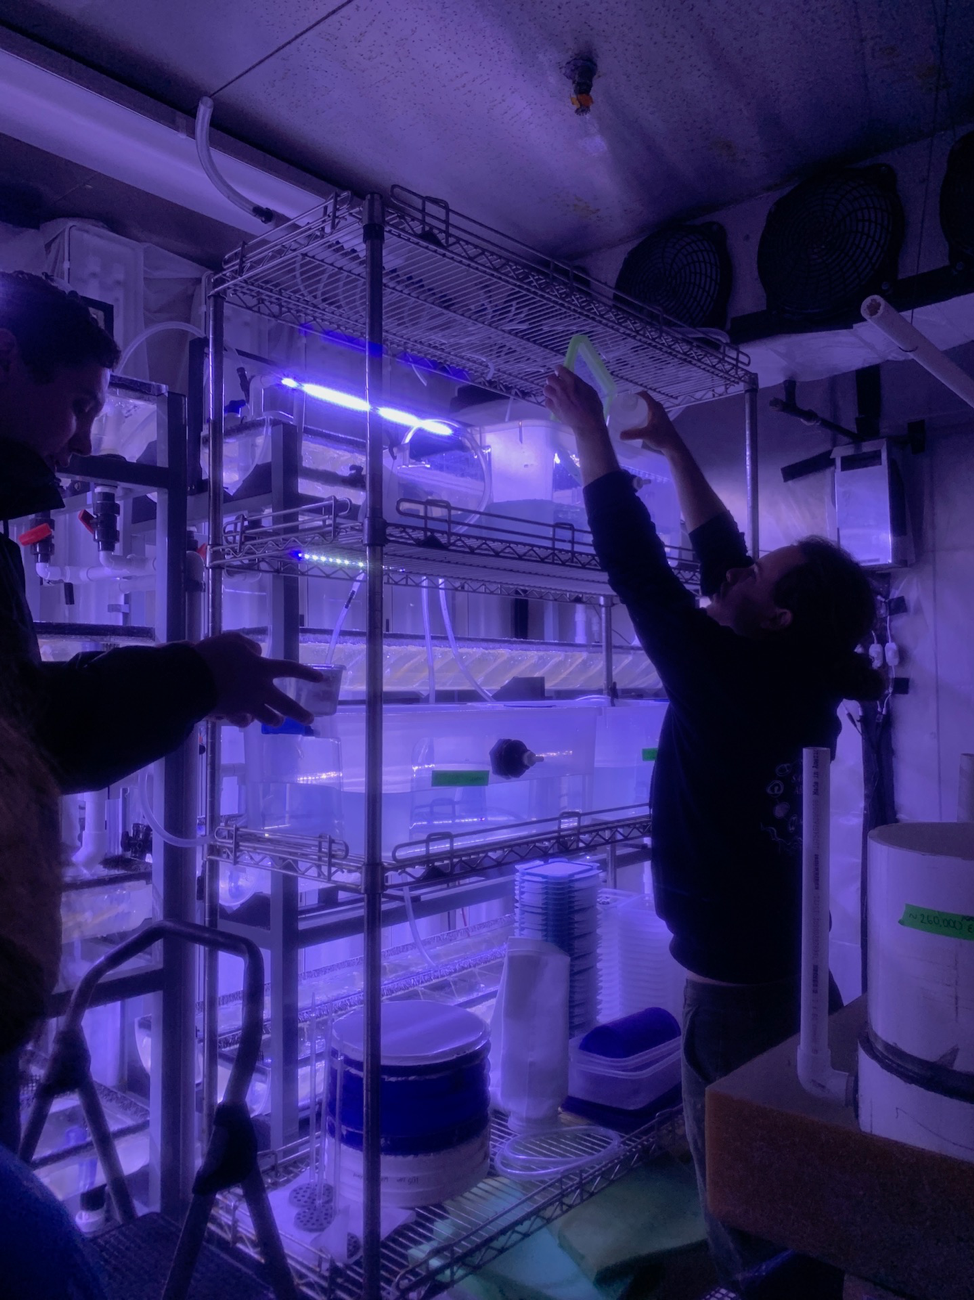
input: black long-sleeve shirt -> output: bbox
[585,470,841,983]
[0,440,216,794]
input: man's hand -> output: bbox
[543,366,620,487]
[194,632,323,729]
[620,391,683,457]
[543,365,607,438]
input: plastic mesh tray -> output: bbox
[94,1212,275,1300]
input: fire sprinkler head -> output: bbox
[564,55,598,116]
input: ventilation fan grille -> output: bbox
[758,168,903,321]
[940,130,974,260]
[614,224,731,329]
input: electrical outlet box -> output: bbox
[832,440,913,569]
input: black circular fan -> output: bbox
[758,167,903,321]
[940,130,974,260]
[614,223,731,329]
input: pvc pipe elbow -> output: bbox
[797,1047,854,1107]
[100,552,155,576]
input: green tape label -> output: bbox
[899,904,974,940]
[431,770,490,787]
[642,748,658,761]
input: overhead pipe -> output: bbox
[797,747,854,1106]
[769,384,859,444]
[861,295,974,413]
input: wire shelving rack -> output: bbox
[210,1106,686,1300]
[213,187,751,408]
[206,185,753,1298]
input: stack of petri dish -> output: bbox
[515,860,601,1037]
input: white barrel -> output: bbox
[867,822,974,1070]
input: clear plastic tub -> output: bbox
[482,420,559,503]
[242,727,344,839]
[568,1037,682,1110]
[592,699,667,811]
[334,702,599,857]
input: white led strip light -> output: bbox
[281,377,455,436]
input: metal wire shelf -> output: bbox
[213,188,751,407]
[211,807,650,893]
[209,824,354,887]
[214,494,701,599]
[210,1104,685,1300]
[385,805,652,880]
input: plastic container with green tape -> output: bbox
[592,700,668,812]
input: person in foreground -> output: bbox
[544,366,881,1291]
[0,714,108,1298]
[0,270,321,1149]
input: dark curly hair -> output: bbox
[772,536,884,701]
[0,270,120,379]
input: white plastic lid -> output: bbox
[333,1001,489,1066]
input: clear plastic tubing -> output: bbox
[138,768,204,850]
[327,572,365,665]
[403,886,437,967]
[420,582,436,703]
[437,581,492,701]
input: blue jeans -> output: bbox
[681,974,843,1287]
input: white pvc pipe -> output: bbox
[36,553,156,585]
[73,788,110,867]
[861,296,974,413]
[100,552,155,577]
[797,746,854,1106]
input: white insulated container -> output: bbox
[865,822,974,1070]
[859,822,974,1160]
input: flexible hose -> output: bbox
[437,581,493,701]
[195,97,275,225]
[403,886,436,966]
[138,768,205,849]
[117,321,205,375]
[420,582,436,703]
[326,572,366,664]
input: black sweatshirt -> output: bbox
[0,440,217,794]
[585,470,842,984]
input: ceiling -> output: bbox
[1,0,973,263]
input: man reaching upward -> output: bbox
[545,365,879,1288]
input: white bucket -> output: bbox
[866,822,974,1069]
[859,822,974,1159]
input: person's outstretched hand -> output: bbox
[194,632,323,728]
[543,365,606,438]
[621,391,682,456]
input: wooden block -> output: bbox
[706,999,974,1300]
